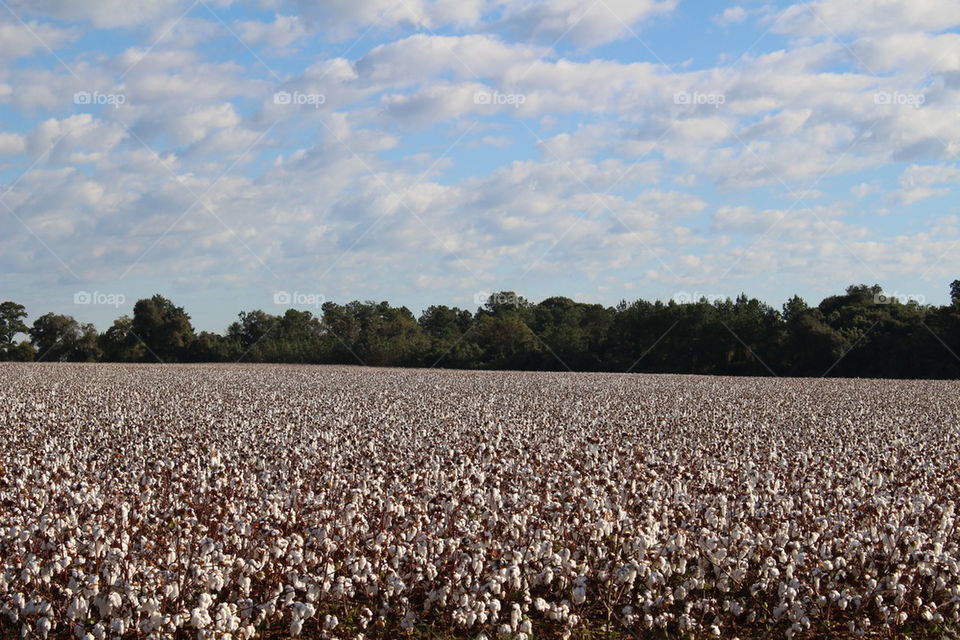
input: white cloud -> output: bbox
[234,14,306,50]
[774,0,960,36]
[3,0,960,315]
[292,0,490,38]
[494,0,678,47]
[27,114,128,164]
[166,103,242,146]
[713,6,748,27]
[0,20,74,60]
[0,132,26,155]
[851,182,875,199]
[6,0,202,28]
[357,34,544,84]
[894,164,960,204]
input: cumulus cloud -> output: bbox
[0,132,26,155]
[774,0,960,36]
[894,164,960,204]
[291,0,490,38]
[712,6,748,27]
[5,0,203,28]
[493,0,679,47]
[0,19,74,60]
[234,14,306,51]
[1,0,960,318]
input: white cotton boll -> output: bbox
[400,611,415,630]
[358,607,373,629]
[572,586,586,605]
[289,618,303,636]
[148,612,166,632]
[36,617,51,639]
[511,603,521,628]
[324,614,339,630]
[216,603,241,632]
[142,597,160,615]
[66,595,88,620]
[207,572,225,592]
[191,607,212,629]
[106,590,122,613]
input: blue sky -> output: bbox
[1,0,959,331]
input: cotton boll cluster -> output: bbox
[0,363,959,638]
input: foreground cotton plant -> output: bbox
[0,363,958,638]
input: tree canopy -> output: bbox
[1,283,958,378]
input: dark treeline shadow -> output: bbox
[2,283,959,378]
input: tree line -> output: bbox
[1,283,960,378]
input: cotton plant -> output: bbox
[0,364,957,638]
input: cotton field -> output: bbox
[1,364,958,639]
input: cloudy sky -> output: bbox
[2,0,959,330]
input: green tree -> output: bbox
[418,305,479,367]
[0,301,28,359]
[6,341,36,362]
[30,313,101,362]
[320,302,363,364]
[131,295,195,361]
[227,310,279,360]
[479,291,533,321]
[266,309,324,362]
[187,331,235,362]
[99,315,146,362]
[531,297,613,370]
[475,314,541,369]
[353,302,429,367]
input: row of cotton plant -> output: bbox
[0,363,958,639]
